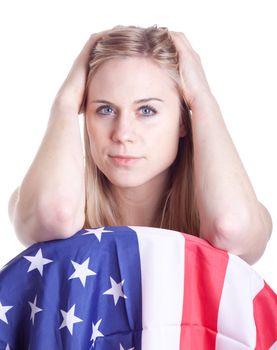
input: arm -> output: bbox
[9,33,106,246]
[171,32,272,264]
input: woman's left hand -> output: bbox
[170,31,213,109]
[170,32,272,265]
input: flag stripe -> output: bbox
[133,226,185,350]
[269,341,277,350]
[254,282,277,350]
[216,254,264,349]
[179,234,229,349]
[1,226,276,349]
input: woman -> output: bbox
[8,25,272,265]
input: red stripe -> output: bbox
[179,233,229,349]
[254,281,277,350]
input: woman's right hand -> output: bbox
[52,31,108,115]
[10,30,114,246]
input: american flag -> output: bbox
[0,226,276,349]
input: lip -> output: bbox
[111,155,140,159]
[109,155,142,166]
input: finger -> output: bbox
[170,31,202,63]
[76,30,109,63]
[170,31,193,51]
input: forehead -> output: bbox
[88,56,178,98]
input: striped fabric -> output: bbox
[0,226,276,349]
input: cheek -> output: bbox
[149,125,180,162]
[155,121,180,145]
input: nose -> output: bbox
[111,113,136,143]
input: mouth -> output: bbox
[109,155,143,166]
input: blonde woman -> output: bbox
[8,25,272,265]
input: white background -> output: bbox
[0,0,276,292]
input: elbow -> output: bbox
[38,204,77,240]
[36,197,84,241]
[208,210,271,265]
[14,199,80,246]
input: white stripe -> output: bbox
[131,226,185,350]
[216,254,264,350]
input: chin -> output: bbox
[106,174,148,189]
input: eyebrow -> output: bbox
[90,98,164,104]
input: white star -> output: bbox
[69,258,96,287]
[59,304,83,335]
[28,295,43,325]
[0,301,13,324]
[90,319,104,346]
[119,344,135,350]
[24,248,53,276]
[103,277,127,306]
[82,227,113,242]
[5,345,11,350]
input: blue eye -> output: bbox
[140,104,157,116]
[97,105,114,115]
[96,104,157,117]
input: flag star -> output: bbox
[24,248,53,276]
[120,344,135,350]
[5,345,11,350]
[82,227,113,242]
[0,301,13,324]
[28,295,43,325]
[59,304,83,335]
[90,319,104,346]
[69,258,96,287]
[103,277,127,306]
[119,344,135,350]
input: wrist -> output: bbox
[188,92,222,124]
[189,91,218,111]
[51,96,80,117]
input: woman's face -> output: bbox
[85,56,185,190]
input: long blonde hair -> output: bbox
[82,25,200,236]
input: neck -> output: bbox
[111,172,170,227]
